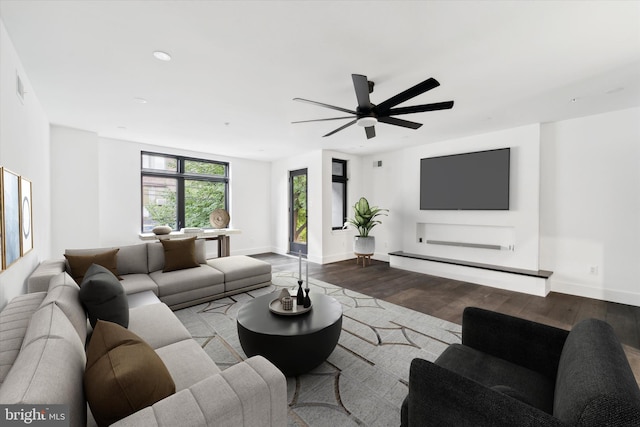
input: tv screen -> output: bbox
[420,148,510,210]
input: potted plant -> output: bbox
[344,197,388,254]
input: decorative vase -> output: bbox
[209,209,230,229]
[303,288,311,308]
[353,235,375,254]
[152,225,172,235]
[296,280,304,305]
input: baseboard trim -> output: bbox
[551,278,640,307]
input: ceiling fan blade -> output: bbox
[323,119,357,137]
[375,77,440,112]
[292,116,354,124]
[384,100,455,116]
[378,116,423,129]
[293,98,356,115]
[352,74,371,109]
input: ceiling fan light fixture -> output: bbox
[357,117,378,127]
[153,51,172,61]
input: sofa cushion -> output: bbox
[207,255,272,292]
[150,265,224,298]
[155,339,221,391]
[435,343,555,414]
[148,240,206,273]
[161,237,200,272]
[79,264,129,328]
[0,303,87,427]
[64,248,120,284]
[0,292,46,385]
[27,258,67,293]
[207,255,271,282]
[127,303,192,349]
[39,272,87,341]
[554,318,640,425]
[115,243,149,274]
[84,320,176,427]
[119,273,159,295]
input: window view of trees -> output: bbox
[292,173,307,244]
[143,176,178,229]
[141,152,228,232]
[184,180,226,228]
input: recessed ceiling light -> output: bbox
[134,97,148,104]
[153,51,172,61]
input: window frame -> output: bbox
[141,151,229,232]
[331,158,348,230]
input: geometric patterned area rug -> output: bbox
[174,271,462,426]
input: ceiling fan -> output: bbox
[292,74,454,139]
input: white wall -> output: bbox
[358,150,406,261]
[270,150,323,262]
[540,107,640,306]
[269,149,366,264]
[0,21,50,309]
[50,126,272,258]
[50,126,100,254]
[321,151,362,263]
[366,124,542,270]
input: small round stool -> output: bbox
[355,252,372,267]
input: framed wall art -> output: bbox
[20,176,33,255]
[2,168,21,269]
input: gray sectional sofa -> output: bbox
[0,271,287,427]
[27,240,272,310]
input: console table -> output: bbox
[138,228,241,257]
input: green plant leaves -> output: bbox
[345,197,388,237]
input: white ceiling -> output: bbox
[1,1,639,161]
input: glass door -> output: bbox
[289,168,307,255]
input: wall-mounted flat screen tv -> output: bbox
[420,148,510,210]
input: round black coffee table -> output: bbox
[237,292,342,376]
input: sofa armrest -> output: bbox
[27,259,66,293]
[461,307,569,380]
[112,356,287,427]
[402,358,566,427]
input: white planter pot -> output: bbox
[353,236,375,255]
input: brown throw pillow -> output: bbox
[160,236,200,272]
[64,249,120,284]
[84,320,176,427]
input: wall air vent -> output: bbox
[16,72,25,103]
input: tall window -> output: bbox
[141,152,229,232]
[332,159,348,230]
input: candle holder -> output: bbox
[296,280,304,305]
[303,288,311,308]
[281,296,293,311]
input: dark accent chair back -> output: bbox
[554,318,640,425]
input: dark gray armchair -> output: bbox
[401,307,640,426]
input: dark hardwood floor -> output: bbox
[254,252,640,378]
